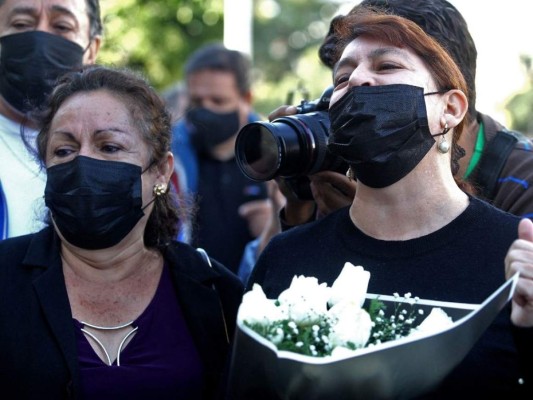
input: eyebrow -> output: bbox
[50,128,131,140]
[94,128,131,136]
[333,46,412,76]
[8,4,78,22]
[49,130,74,140]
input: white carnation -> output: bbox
[328,300,372,349]
[240,283,285,325]
[278,275,331,324]
[409,307,453,338]
[328,262,370,308]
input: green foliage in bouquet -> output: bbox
[246,318,333,357]
[244,296,424,357]
[367,296,422,346]
[240,263,452,358]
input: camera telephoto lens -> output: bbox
[235,112,322,181]
[234,123,281,181]
[235,86,346,184]
[235,110,346,182]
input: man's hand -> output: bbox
[309,170,356,219]
[268,105,298,121]
[239,180,287,240]
[238,199,272,238]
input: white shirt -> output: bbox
[0,113,46,238]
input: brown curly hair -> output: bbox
[34,64,186,248]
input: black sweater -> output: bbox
[248,196,532,398]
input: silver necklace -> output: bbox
[80,320,137,366]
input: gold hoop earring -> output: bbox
[437,122,451,154]
[153,183,168,196]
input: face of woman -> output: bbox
[330,36,443,129]
[46,89,159,208]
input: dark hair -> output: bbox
[184,42,251,95]
[86,0,103,39]
[319,0,477,121]
[161,81,188,122]
[35,65,181,248]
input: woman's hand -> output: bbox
[505,218,533,327]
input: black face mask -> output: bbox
[44,156,147,250]
[186,107,240,156]
[328,84,440,188]
[0,31,84,112]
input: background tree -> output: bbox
[505,55,533,136]
[99,0,224,89]
[98,0,345,116]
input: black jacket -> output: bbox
[471,112,533,216]
[0,227,243,399]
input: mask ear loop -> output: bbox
[141,158,161,174]
[424,89,450,97]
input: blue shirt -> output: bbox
[0,180,8,240]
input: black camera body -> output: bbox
[235,86,347,187]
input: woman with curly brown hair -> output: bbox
[0,65,242,399]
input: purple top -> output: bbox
[73,265,205,399]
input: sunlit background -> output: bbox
[99,0,533,134]
[446,0,533,125]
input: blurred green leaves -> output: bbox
[97,0,343,116]
[505,55,533,135]
[99,0,224,89]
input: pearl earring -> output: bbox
[437,122,451,154]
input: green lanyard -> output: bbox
[463,122,485,179]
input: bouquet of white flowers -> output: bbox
[228,263,518,400]
[239,262,454,358]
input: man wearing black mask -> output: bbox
[0,0,102,240]
[171,43,270,273]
